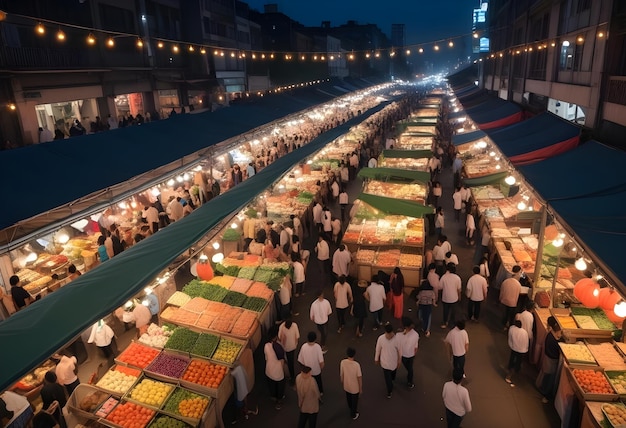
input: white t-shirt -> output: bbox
[264,342,285,381]
[452,191,463,210]
[466,274,488,302]
[375,334,400,370]
[310,298,332,324]
[292,261,305,284]
[397,329,419,358]
[445,327,469,356]
[442,381,472,417]
[340,359,362,394]
[366,283,386,312]
[368,157,378,168]
[298,343,324,375]
[516,310,534,341]
[316,240,330,261]
[332,249,352,276]
[334,281,353,309]
[440,272,461,303]
[339,192,349,205]
[508,325,529,353]
[313,204,323,224]
[55,355,78,385]
[279,322,300,352]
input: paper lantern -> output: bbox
[599,288,622,311]
[573,278,596,302]
[574,278,600,308]
[196,257,214,281]
[603,308,624,324]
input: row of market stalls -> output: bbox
[447,68,626,428]
[0,81,402,427]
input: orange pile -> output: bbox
[106,402,154,428]
[572,368,614,394]
[182,359,227,389]
[178,397,209,419]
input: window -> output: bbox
[573,43,584,71]
[529,50,547,79]
[559,40,574,70]
[575,0,591,13]
[99,5,135,33]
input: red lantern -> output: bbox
[599,288,622,311]
[196,257,214,281]
[603,308,624,324]
[580,284,600,308]
[573,278,596,304]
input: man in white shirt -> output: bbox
[143,205,160,233]
[505,320,529,386]
[339,189,349,222]
[167,196,184,222]
[310,291,332,350]
[466,212,476,245]
[397,317,419,388]
[440,263,462,328]
[375,324,401,398]
[444,251,459,266]
[445,320,469,376]
[340,347,362,420]
[452,187,463,222]
[367,156,378,168]
[515,300,535,348]
[331,180,340,203]
[279,318,300,382]
[55,352,80,395]
[466,266,488,322]
[433,236,451,275]
[292,253,306,297]
[442,368,472,427]
[298,331,325,395]
[279,276,293,321]
[312,201,323,233]
[332,244,352,278]
[333,275,353,333]
[315,235,331,283]
[365,278,386,329]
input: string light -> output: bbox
[157,41,164,48]
[200,48,206,54]
[136,38,143,48]
[172,45,179,53]
[56,28,66,41]
[35,22,45,35]
[448,41,454,47]
[106,37,115,47]
[86,33,96,45]
[188,45,194,52]
[597,31,605,38]
[433,45,440,51]
[418,47,423,53]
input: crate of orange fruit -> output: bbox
[567,365,619,401]
[161,386,212,426]
[179,358,229,397]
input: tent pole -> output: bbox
[532,203,547,306]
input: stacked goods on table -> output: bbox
[605,372,626,395]
[126,377,174,408]
[16,268,53,295]
[396,135,432,150]
[13,359,56,392]
[161,388,211,425]
[601,403,626,427]
[95,365,141,396]
[568,367,617,400]
[149,414,193,428]
[362,181,428,204]
[166,292,192,307]
[161,326,243,367]
[138,324,174,349]
[343,210,424,247]
[105,401,155,428]
[116,342,160,369]
[181,359,228,393]
[356,249,376,264]
[559,342,597,365]
[32,254,69,273]
[571,307,617,331]
[145,353,191,381]
[585,342,626,370]
[378,158,429,173]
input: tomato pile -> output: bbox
[182,359,227,389]
[106,402,155,428]
[572,368,615,394]
[116,342,160,369]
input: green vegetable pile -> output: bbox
[191,333,219,358]
[149,415,192,428]
[222,291,248,307]
[297,191,315,204]
[165,328,200,352]
[182,280,229,302]
[242,296,267,312]
[215,263,241,277]
[237,266,258,280]
[571,307,616,330]
[222,228,242,242]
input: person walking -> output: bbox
[516,300,535,351]
[55,351,80,396]
[315,235,331,285]
[40,371,68,428]
[310,291,332,351]
[389,267,405,319]
[340,347,362,420]
[505,320,529,386]
[444,320,469,377]
[442,368,472,428]
[264,326,286,410]
[466,266,488,322]
[417,279,437,338]
[332,244,352,279]
[298,332,325,398]
[296,366,320,428]
[440,263,462,329]
[500,265,523,329]
[333,275,353,333]
[365,278,386,330]
[339,188,349,223]
[397,317,419,389]
[375,323,401,399]
[279,318,300,384]
[452,187,463,222]
[537,323,562,404]
[352,280,368,338]
[435,207,445,236]
[292,252,306,297]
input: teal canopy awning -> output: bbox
[381,149,432,159]
[357,167,431,183]
[357,193,434,218]
[463,171,508,187]
[0,102,391,392]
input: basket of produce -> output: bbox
[160,387,212,426]
[190,333,220,359]
[585,340,626,370]
[68,384,110,420]
[605,371,626,397]
[164,328,200,354]
[180,359,229,397]
[144,352,190,383]
[567,366,618,401]
[602,402,626,428]
[138,324,174,349]
[125,376,175,410]
[559,342,597,365]
[147,414,194,428]
[241,296,267,313]
[115,342,160,370]
[95,365,141,397]
[211,337,244,367]
[102,400,156,428]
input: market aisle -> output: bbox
[238,161,561,427]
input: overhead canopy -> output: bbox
[0,102,390,392]
[463,171,508,187]
[517,141,626,201]
[357,193,434,218]
[452,129,488,146]
[460,97,523,130]
[357,167,431,183]
[487,112,580,165]
[0,77,383,243]
[447,64,478,89]
[381,149,432,159]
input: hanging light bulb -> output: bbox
[106,37,115,47]
[200,48,206,54]
[56,28,66,41]
[212,252,224,263]
[505,175,516,185]
[615,301,626,318]
[575,257,587,271]
[418,47,424,53]
[87,33,96,45]
[172,45,179,53]
[517,201,527,210]
[157,41,164,48]
[551,238,564,247]
[136,38,144,48]
[188,45,195,52]
[36,22,45,35]
[448,41,454,47]
[212,242,220,250]
[434,45,440,51]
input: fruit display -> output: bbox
[602,403,626,427]
[378,157,430,173]
[570,368,615,395]
[190,333,219,358]
[116,342,160,369]
[165,328,200,353]
[95,397,118,418]
[230,311,257,338]
[166,292,191,307]
[245,282,274,300]
[362,180,428,203]
[96,366,141,395]
[221,291,247,307]
[374,249,400,267]
[559,342,597,364]
[586,342,626,370]
[138,324,173,349]
[212,338,242,365]
[162,387,211,421]
[105,401,155,428]
[242,296,267,312]
[145,353,190,380]
[606,371,626,395]
[571,307,617,330]
[181,359,228,391]
[128,378,174,408]
[148,414,193,428]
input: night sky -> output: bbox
[244,0,477,70]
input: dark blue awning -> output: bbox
[452,129,488,146]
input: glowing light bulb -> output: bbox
[87,33,96,45]
[56,29,66,41]
[36,23,45,35]
[615,301,626,318]
[106,37,115,47]
[575,257,587,271]
[136,38,143,48]
[504,175,516,185]
[212,242,220,250]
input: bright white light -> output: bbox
[615,301,626,318]
[231,223,238,229]
[141,299,150,307]
[26,252,38,262]
[575,257,587,271]
[307,160,313,164]
[151,187,161,197]
[167,179,175,186]
[562,40,570,47]
[476,141,487,149]
[517,201,527,210]
[552,238,564,247]
[144,287,153,295]
[183,173,190,181]
[176,176,184,183]
[212,242,220,250]
[489,151,496,157]
[505,175,516,185]
[212,253,224,263]
[118,202,128,210]
[57,233,70,244]
[124,300,133,309]
[495,164,501,170]
[199,254,208,261]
